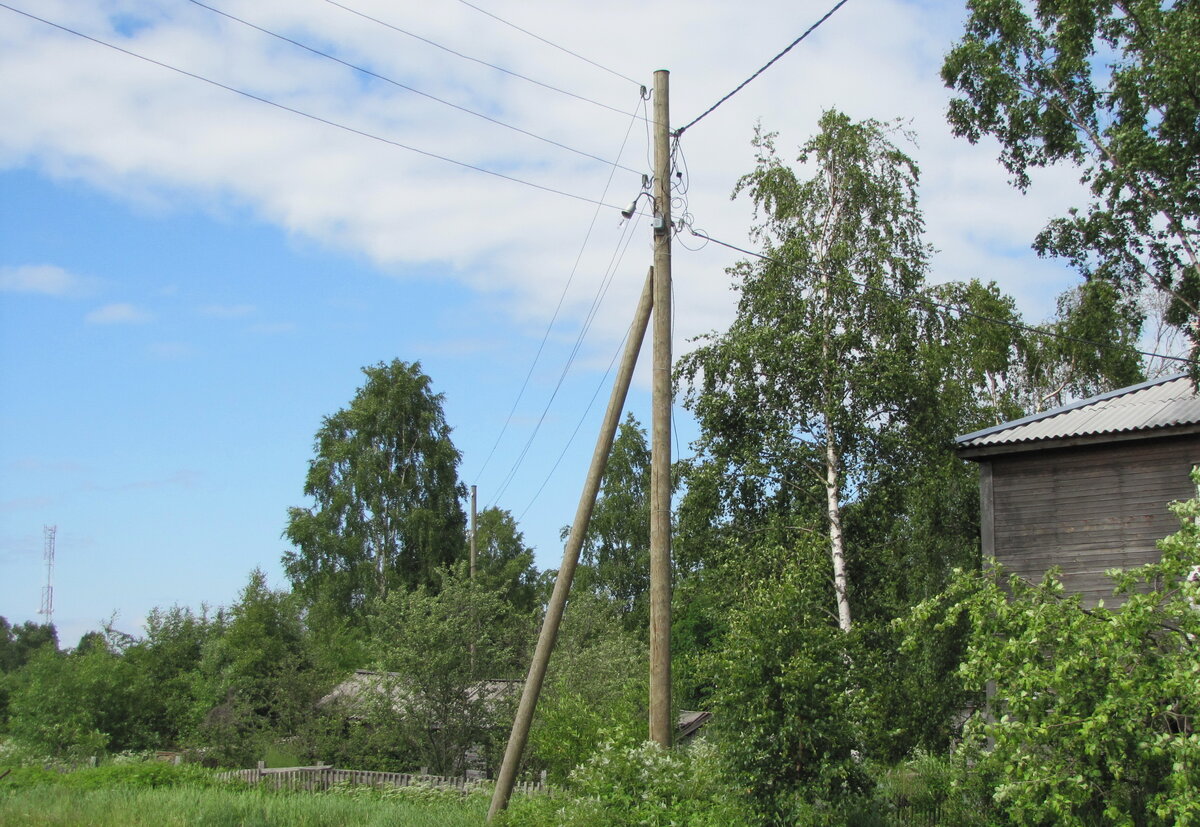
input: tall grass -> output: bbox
[0,785,488,826]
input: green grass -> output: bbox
[0,785,489,826]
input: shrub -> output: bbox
[906,474,1200,825]
[0,761,221,791]
[499,733,753,827]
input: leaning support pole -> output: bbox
[488,267,656,820]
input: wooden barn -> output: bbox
[956,374,1200,606]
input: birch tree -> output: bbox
[284,360,466,620]
[678,111,931,632]
[943,0,1200,358]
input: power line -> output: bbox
[187,0,643,175]
[487,163,648,508]
[675,0,852,137]
[3,4,626,211]
[689,228,1198,366]
[452,0,641,87]
[517,321,629,523]
[472,95,646,490]
[489,208,643,508]
[323,0,644,121]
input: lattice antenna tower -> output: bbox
[39,525,56,627]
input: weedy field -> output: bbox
[0,764,491,827]
[0,786,489,826]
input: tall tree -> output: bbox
[284,360,467,617]
[123,605,225,749]
[472,507,539,614]
[197,570,315,764]
[0,617,57,672]
[678,112,931,632]
[578,413,652,632]
[7,627,145,758]
[943,0,1200,358]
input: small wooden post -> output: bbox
[470,484,478,579]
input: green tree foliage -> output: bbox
[670,113,1030,805]
[0,618,57,672]
[527,589,647,784]
[328,565,533,776]
[122,605,226,749]
[943,0,1200,357]
[284,360,467,619]
[573,413,652,633]
[702,542,868,820]
[7,629,144,759]
[0,617,57,729]
[910,475,1200,824]
[196,570,316,765]
[927,278,1142,424]
[678,111,933,632]
[472,507,540,615]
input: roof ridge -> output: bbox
[955,373,1191,446]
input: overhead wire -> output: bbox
[688,228,1199,367]
[516,214,648,523]
[186,0,642,175]
[471,91,648,493]
[675,0,853,137]
[516,307,630,523]
[2,3,627,211]
[323,0,645,120]
[489,205,644,509]
[452,0,642,87]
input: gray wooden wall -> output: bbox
[980,433,1200,607]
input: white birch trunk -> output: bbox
[824,423,852,632]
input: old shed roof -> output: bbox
[956,373,1200,457]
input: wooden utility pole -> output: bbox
[470,484,478,579]
[649,67,673,749]
[488,269,656,821]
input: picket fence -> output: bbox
[217,763,545,795]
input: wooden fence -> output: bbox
[217,763,545,795]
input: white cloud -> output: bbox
[0,0,1088,355]
[199,303,255,318]
[86,302,152,324]
[0,264,94,296]
[148,341,195,359]
[0,495,54,513]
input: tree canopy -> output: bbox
[943,0,1200,358]
[678,111,933,632]
[284,360,467,619]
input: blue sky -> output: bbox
[1,0,1093,647]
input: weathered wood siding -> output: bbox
[985,433,1200,607]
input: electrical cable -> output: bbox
[516,320,629,523]
[186,0,642,175]
[2,3,626,211]
[323,0,645,121]
[489,207,643,508]
[675,0,852,137]
[507,215,645,517]
[452,0,641,87]
[471,94,645,490]
[688,227,1199,366]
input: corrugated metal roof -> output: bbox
[956,373,1200,450]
